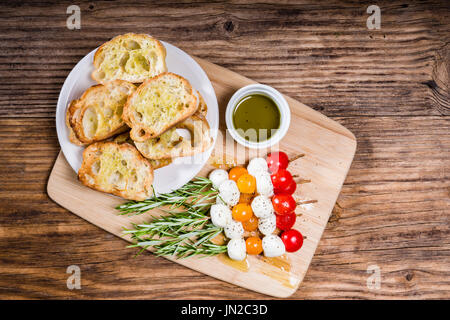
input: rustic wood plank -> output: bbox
[0,114,448,299]
[0,0,448,299]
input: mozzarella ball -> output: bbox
[258,214,276,235]
[216,196,227,205]
[224,220,244,239]
[227,238,246,261]
[247,157,269,176]
[251,195,273,219]
[262,235,286,257]
[255,172,274,197]
[218,179,240,207]
[210,204,232,228]
[209,169,228,189]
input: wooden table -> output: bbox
[0,0,448,299]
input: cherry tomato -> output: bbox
[237,173,256,194]
[245,236,263,255]
[229,166,248,182]
[272,193,296,215]
[281,229,303,252]
[242,215,259,231]
[276,212,296,230]
[274,178,297,195]
[232,203,253,222]
[266,151,289,173]
[270,169,294,191]
[239,193,254,204]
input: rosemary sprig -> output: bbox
[119,177,227,258]
[116,177,217,215]
[124,209,226,258]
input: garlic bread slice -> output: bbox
[66,100,87,146]
[92,33,167,84]
[134,114,213,160]
[66,80,136,145]
[197,91,208,117]
[78,142,153,201]
[113,132,173,169]
[123,72,199,142]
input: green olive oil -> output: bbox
[232,94,280,142]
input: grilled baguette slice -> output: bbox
[66,80,136,145]
[92,33,167,84]
[66,100,86,146]
[123,72,199,142]
[134,114,213,160]
[113,132,173,169]
[197,91,208,117]
[78,142,153,201]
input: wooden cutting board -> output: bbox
[47,58,356,298]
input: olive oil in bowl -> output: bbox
[232,94,280,142]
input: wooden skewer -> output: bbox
[289,153,305,163]
[294,178,311,184]
[296,200,318,205]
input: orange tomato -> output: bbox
[242,215,259,231]
[239,193,254,204]
[245,236,263,255]
[232,203,253,222]
[229,166,248,182]
[237,173,256,194]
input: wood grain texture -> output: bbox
[0,0,449,299]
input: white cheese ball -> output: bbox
[258,214,276,235]
[210,204,232,228]
[247,157,268,176]
[262,235,286,257]
[209,169,228,189]
[218,179,240,207]
[224,220,244,239]
[255,172,274,197]
[251,195,273,219]
[215,195,227,205]
[227,238,246,261]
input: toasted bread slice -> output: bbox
[66,100,87,146]
[197,91,208,117]
[66,80,136,145]
[78,142,153,201]
[113,132,173,169]
[123,72,199,142]
[92,33,167,84]
[134,114,213,160]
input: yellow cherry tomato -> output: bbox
[246,236,263,255]
[236,173,256,194]
[239,193,254,204]
[242,215,259,232]
[232,203,253,222]
[229,166,248,182]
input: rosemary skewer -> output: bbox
[116,177,217,215]
[124,209,226,258]
[119,177,226,258]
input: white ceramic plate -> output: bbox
[56,41,218,195]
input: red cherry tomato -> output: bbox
[272,193,296,215]
[276,213,296,231]
[281,229,303,252]
[270,169,294,191]
[274,178,297,195]
[266,151,289,173]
